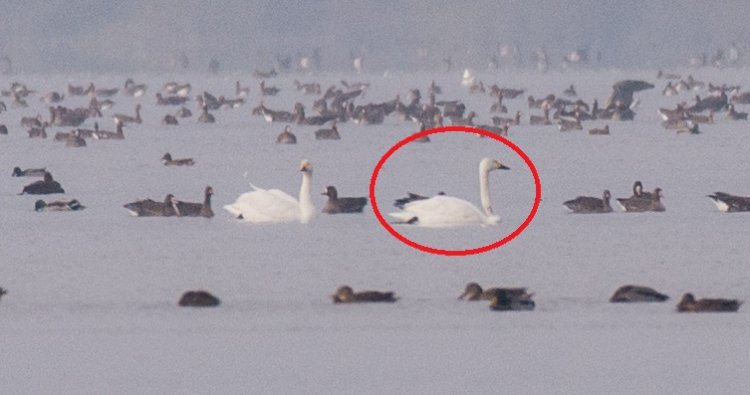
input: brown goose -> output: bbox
[588,125,610,135]
[197,103,215,123]
[617,187,665,212]
[676,293,741,312]
[563,190,613,213]
[488,288,536,311]
[260,103,295,123]
[276,125,297,144]
[458,282,532,302]
[123,78,147,97]
[321,186,367,214]
[174,186,214,218]
[20,172,64,195]
[529,107,551,125]
[610,285,669,302]
[161,153,194,166]
[332,286,397,303]
[178,290,221,307]
[156,93,189,106]
[123,194,179,217]
[314,122,340,140]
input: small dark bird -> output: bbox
[161,153,195,166]
[676,293,741,312]
[178,290,221,307]
[321,186,367,214]
[20,172,64,195]
[332,286,397,303]
[609,285,669,302]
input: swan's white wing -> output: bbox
[224,188,300,223]
[391,195,487,226]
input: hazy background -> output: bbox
[1,0,749,74]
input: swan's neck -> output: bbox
[299,171,315,223]
[479,165,493,216]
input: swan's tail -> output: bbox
[388,212,418,224]
[223,203,244,219]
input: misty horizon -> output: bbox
[1,0,749,74]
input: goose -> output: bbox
[161,153,194,166]
[563,84,577,97]
[123,78,147,97]
[162,114,178,125]
[563,190,613,213]
[20,115,42,128]
[197,103,215,123]
[223,159,315,224]
[529,107,551,125]
[34,199,85,212]
[321,186,367,214]
[487,288,536,311]
[0,124,7,134]
[676,293,741,312]
[617,187,665,212]
[388,158,509,227]
[235,81,250,98]
[113,104,142,124]
[675,122,700,135]
[260,80,279,96]
[610,285,669,303]
[492,111,521,127]
[94,85,119,98]
[64,130,87,147]
[707,192,750,212]
[92,119,125,140]
[178,290,220,307]
[450,110,476,126]
[0,287,6,302]
[588,125,610,135]
[156,93,189,106]
[489,94,507,113]
[123,194,179,217]
[293,80,321,95]
[458,282,533,301]
[176,106,192,118]
[27,123,47,138]
[20,172,64,195]
[332,286,397,303]
[556,117,582,131]
[314,122,340,140]
[174,186,214,218]
[276,125,297,144]
[260,103,296,123]
[657,70,681,79]
[40,91,65,103]
[218,96,244,109]
[12,166,46,177]
[727,104,748,120]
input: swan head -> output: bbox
[480,158,510,172]
[300,159,312,173]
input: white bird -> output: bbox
[389,158,509,227]
[224,160,315,224]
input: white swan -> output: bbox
[223,160,315,224]
[389,158,509,227]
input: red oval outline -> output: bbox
[369,126,542,256]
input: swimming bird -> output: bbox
[609,285,669,302]
[617,187,665,212]
[707,192,750,212]
[588,125,610,135]
[20,172,64,195]
[161,153,194,166]
[314,122,340,140]
[12,166,46,177]
[321,186,367,214]
[487,289,536,311]
[91,119,125,140]
[726,104,748,120]
[236,81,250,98]
[458,282,533,301]
[174,186,214,218]
[388,158,509,227]
[276,125,297,144]
[332,286,397,303]
[197,103,215,123]
[65,130,87,147]
[162,114,178,125]
[223,160,315,224]
[0,287,6,302]
[123,78,147,97]
[113,104,142,124]
[178,290,221,307]
[676,293,741,312]
[260,80,279,96]
[34,199,85,212]
[563,190,613,213]
[123,194,179,217]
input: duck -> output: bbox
[676,293,742,312]
[123,194,179,217]
[260,103,296,123]
[223,160,315,224]
[174,186,214,218]
[707,192,750,212]
[314,122,340,140]
[458,282,533,301]
[176,106,192,118]
[321,186,367,214]
[12,166,46,177]
[156,93,190,106]
[588,125,610,135]
[617,187,665,212]
[609,285,669,302]
[563,190,613,213]
[0,124,7,135]
[34,199,85,212]
[113,104,142,124]
[332,286,397,303]
[563,84,577,97]
[27,123,48,138]
[178,290,221,307]
[161,153,194,166]
[388,158,509,227]
[488,289,536,311]
[276,125,297,144]
[20,172,64,195]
